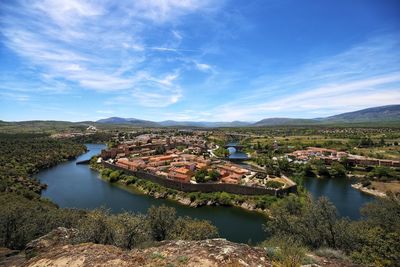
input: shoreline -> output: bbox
[351,183,386,198]
[90,163,272,215]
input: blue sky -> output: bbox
[1,0,400,122]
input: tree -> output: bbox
[112,212,150,249]
[308,197,339,248]
[314,160,330,177]
[359,137,374,148]
[75,208,116,245]
[302,163,314,177]
[208,169,221,181]
[379,136,385,146]
[147,205,177,241]
[195,169,208,183]
[329,162,346,177]
[169,217,218,240]
[155,146,166,155]
[109,170,121,182]
[266,196,339,249]
[339,156,352,170]
[277,158,290,173]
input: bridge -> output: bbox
[224,144,244,150]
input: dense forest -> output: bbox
[0,133,86,199]
[264,194,400,266]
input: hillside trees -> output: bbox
[0,133,86,198]
[265,194,400,266]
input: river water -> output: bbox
[37,144,267,244]
[37,144,375,243]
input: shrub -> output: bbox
[147,205,177,241]
[215,192,233,206]
[265,180,284,189]
[125,176,138,185]
[261,237,307,267]
[195,169,207,183]
[108,171,121,183]
[169,217,218,240]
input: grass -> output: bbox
[370,181,400,194]
[314,248,349,261]
[150,252,165,260]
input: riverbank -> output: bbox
[351,183,387,198]
[90,162,275,215]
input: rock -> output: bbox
[25,227,78,257]
[0,247,25,267]
[241,202,255,211]
[0,247,19,258]
[4,230,358,267]
[23,238,272,267]
[176,197,191,206]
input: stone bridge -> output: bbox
[224,144,244,150]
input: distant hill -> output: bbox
[324,105,400,123]
[159,120,252,127]
[253,105,400,126]
[95,118,251,128]
[96,117,160,127]
[252,118,317,126]
[3,105,398,129]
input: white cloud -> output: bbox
[195,62,212,72]
[0,0,217,108]
[203,35,400,121]
[126,0,213,23]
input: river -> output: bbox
[226,142,249,160]
[37,144,267,244]
[37,144,375,244]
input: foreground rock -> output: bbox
[20,239,271,267]
[1,228,358,267]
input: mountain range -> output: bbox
[94,105,400,127]
[2,105,399,128]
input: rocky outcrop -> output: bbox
[1,228,358,267]
[25,227,79,257]
[23,238,271,267]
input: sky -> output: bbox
[1,0,400,122]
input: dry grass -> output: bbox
[370,181,400,194]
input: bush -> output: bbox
[195,169,207,183]
[147,205,177,241]
[0,193,83,249]
[109,171,121,183]
[74,208,116,245]
[361,180,371,187]
[265,194,400,266]
[208,170,221,181]
[169,217,218,240]
[261,237,307,267]
[0,193,220,250]
[217,192,233,206]
[188,192,197,202]
[125,176,138,185]
[265,180,284,189]
[329,162,346,177]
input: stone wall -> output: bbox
[102,162,297,196]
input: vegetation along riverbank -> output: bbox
[90,159,283,214]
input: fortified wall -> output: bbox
[102,162,297,197]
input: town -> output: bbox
[99,132,296,193]
[288,146,400,167]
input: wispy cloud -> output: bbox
[1,1,399,121]
[0,0,217,108]
[203,35,400,121]
[0,91,30,102]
